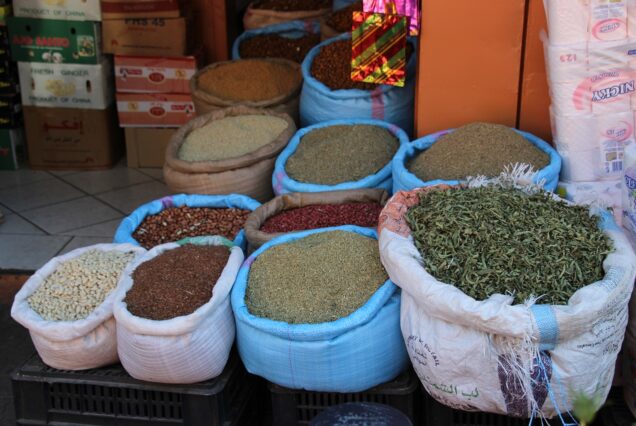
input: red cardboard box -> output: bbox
[116,93,194,127]
[102,17,190,57]
[114,54,197,94]
[101,0,180,19]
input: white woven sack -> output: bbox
[378,182,636,420]
[11,243,145,370]
[113,237,243,384]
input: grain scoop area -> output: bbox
[4,0,636,425]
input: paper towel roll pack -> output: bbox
[551,110,635,148]
[622,140,636,233]
[544,0,630,43]
[559,179,623,225]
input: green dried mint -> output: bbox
[246,230,388,323]
[405,185,613,305]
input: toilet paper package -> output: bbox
[629,0,636,37]
[559,179,623,224]
[543,38,588,83]
[590,0,628,41]
[622,141,636,233]
[551,110,635,150]
[559,140,627,181]
[544,0,590,44]
[550,81,593,115]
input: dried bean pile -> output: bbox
[408,122,551,181]
[286,124,399,184]
[247,230,387,323]
[312,39,413,90]
[198,60,301,102]
[325,1,362,32]
[133,206,250,249]
[261,203,383,233]
[28,250,135,321]
[252,0,330,11]
[179,115,288,162]
[239,33,321,63]
[125,245,230,320]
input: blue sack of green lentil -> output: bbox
[113,193,261,251]
[231,20,320,60]
[272,118,409,195]
[231,225,408,392]
[391,128,562,193]
[299,33,416,136]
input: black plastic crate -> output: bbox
[11,351,260,426]
[268,369,421,425]
[425,392,581,426]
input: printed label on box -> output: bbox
[101,0,180,19]
[13,0,102,21]
[114,55,196,93]
[117,93,194,126]
[18,59,113,108]
[8,17,102,64]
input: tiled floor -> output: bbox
[0,161,169,271]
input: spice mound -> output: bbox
[261,203,383,233]
[325,1,362,33]
[286,124,399,185]
[246,230,388,323]
[28,250,135,321]
[408,122,551,182]
[252,0,330,11]
[239,33,320,63]
[179,115,288,162]
[197,59,301,102]
[406,186,613,305]
[125,245,230,320]
[133,206,250,249]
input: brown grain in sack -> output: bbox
[190,58,302,124]
[164,106,296,202]
[244,188,389,251]
[243,0,331,30]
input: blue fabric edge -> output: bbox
[392,127,562,192]
[273,118,410,193]
[231,225,398,341]
[113,193,261,247]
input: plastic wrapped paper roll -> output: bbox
[590,0,628,41]
[550,80,592,115]
[551,111,597,150]
[546,0,590,44]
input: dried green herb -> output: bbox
[408,122,550,181]
[406,185,613,305]
[246,230,388,323]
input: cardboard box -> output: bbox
[18,58,113,109]
[518,0,552,143]
[414,0,526,137]
[102,18,189,57]
[116,93,194,127]
[114,54,197,93]
[23,105,123,169]
[0,128,25,170]
[125,127,174,168]
[13,0,101,21]
[8,17,102,64]
[101,0,181,19]
[0,93,23,128]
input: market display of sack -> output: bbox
[299,33,416,134]
[113,193,261,251]
[272,118,408,195]
[190,59,302,124]
[113,236,243,384]
[163,107,296,202]
[231,225,408,392]
[244,188,389,250]
[231,20,321,61]
[11,244,145,370]
[378,182,636,419]
[392,128,562,193]
[243,0,331,30]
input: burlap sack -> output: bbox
[163,106,296,203]
[243,2,330,30]
[190,58,302,124]
[244,188,389,250]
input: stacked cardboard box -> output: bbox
[8,0,122,169]
[0,3,25,170]
[102,0,196,168]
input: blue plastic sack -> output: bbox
[299,33,417,135]
[333,0,358,10]
[231,20,321,60]
[392,128,562,193]
[231,225,408,392]
[272,118,409,195]
[113,193,261,251]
